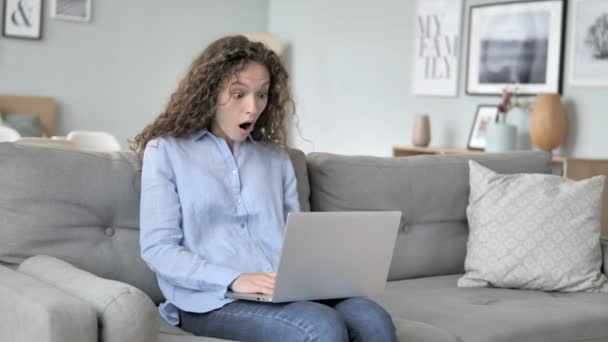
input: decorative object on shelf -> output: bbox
[467,105,498,150]
[466,0,565,95]
[529,93,566,151]
[569,0,608,86]
[495,84,532,150]
[485,117,517,152]
[485,89,517,152]
[51,0,92,22]
[412,114,431,147]
[412,0,463,96]
[507,97,532,150]
[2,0,42,40]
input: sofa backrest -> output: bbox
[306,151,553,281]
[0,143,310,304]
[0,142,555,294]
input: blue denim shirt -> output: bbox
[139,129,300,325]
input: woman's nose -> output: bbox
[245,95,263,114]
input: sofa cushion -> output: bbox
[0,264,97,342]
[307,151,553,280]
[0,143,165,301]
[19,255,159,342]
[460,161,607,292]
[374,275,608,342]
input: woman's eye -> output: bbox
[258,93,268,99]
[232,92,244,99]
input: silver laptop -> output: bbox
[225,211,401,303]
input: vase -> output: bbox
[485,115,517,152]
[506,106,531,150]
[412,114,431,147]
[529,93,566,151]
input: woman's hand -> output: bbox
[229,272,276,295]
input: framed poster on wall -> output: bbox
[2,0,42,39]
[466,0,565,95]
[412,0,463,96]
[51,0,92,22]
[569,0,608,86]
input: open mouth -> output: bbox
[239,122,253,131]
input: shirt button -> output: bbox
[240,223,246,229]
[236,199,241,205]
[232,169,237,174]
[105,227,115,236]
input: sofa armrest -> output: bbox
[19,255,159,342]
[0,264,97,342]
[602,238,608,275]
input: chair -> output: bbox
[0,95,56,137]
[66,130,122,151]
[0,126,21,142]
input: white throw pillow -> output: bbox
[458,160,608,292]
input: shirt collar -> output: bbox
[191,129,257,144]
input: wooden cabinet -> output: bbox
[393,146,608,237]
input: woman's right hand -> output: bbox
[229,272,276,295]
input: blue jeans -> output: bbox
[179,297,397,342]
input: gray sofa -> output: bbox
[0,142,607,342]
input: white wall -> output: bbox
[270,0,608,158]
[0,0,268,147]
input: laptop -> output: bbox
[225,211,401,303]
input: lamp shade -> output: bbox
[529,93,566,151]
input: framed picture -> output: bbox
[2,0,42,40]
[412,0,463,97]
[569,0,608,86]
[51,0,92,22]
[466,0,566,95]
[467,105,498,150]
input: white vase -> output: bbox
[485,117,517,152]
[507,106,531,150]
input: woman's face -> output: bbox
[211,62,270,150]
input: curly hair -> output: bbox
[130,35,294,157]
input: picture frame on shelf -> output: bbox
[466,0,566,95]
[569,0,608,86]
[51,0,92,22]
[467,105,498,150]
[2,0,42,40]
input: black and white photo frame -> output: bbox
[569,0,608,86]
[467,105,499,150]
[466,0,566,95]
[2,0,42,39]
[51,0,92,22]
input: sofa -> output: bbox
[0,142,607,342]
